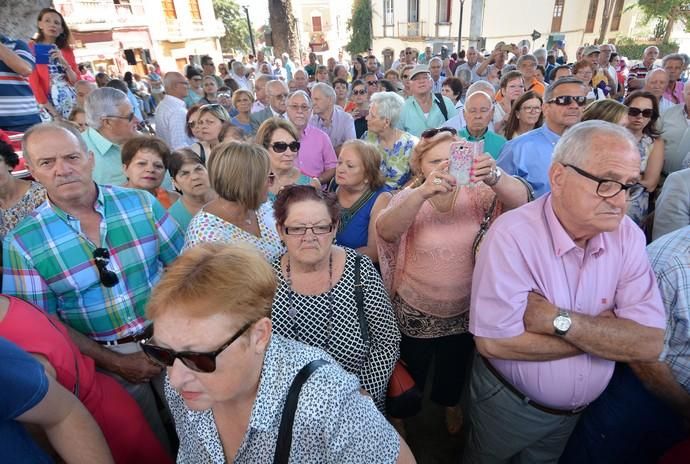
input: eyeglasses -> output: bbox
[187,121,197,129]
[366,80,378,86]
[141,320,255,373]
[627,107,653,118]
[270,93,288,100]
[352,89,367,96]
[563,164,645,200]
[105,112,135,122]
[288,104,310,112]
[218,93,232,99]
[93,248,119,288]
[406,51,414,55]
[420,127,457,139]
[284,224,335,235]
[270,141,300,153]
[521,105,542,112]
[201,103,222,110]
[546,95,587,107]
[402,75,410,79]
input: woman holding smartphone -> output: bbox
[29,8,79,120]
[376,127,530,436]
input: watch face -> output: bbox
[554,316,571,332]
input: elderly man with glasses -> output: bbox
[498,77,587,197]
[82,87,139,185]
[250,79,289,131]
[2,122,184,453]
[464,120,666,463]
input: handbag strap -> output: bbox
[354,254,369,345]
[480,197,498,231]
[273,359,329,464]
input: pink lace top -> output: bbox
[377,185,501,318]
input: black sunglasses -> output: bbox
[352,89,367,95]
[421,127,457,139]
[546,95,587,107]
[141,320,255,373]
[563,164,645,201]
[366,80,378,86]
[271,141,300,153]
[93,248,119,288]
[627,107,653,118]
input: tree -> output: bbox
[212,0,250,53]
[635,0,690,42]
[268,0,300,61]
[346,0,372,55]
[598,0,615,44]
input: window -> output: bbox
[437,0,451,24]
[312,16,322,32]
[610,0,624,31]
[189,0,201,20]
[162,0,177,19]
[551,0,565,32]
[383,0,394,26]
[408,0,419,23]
[586,0,598,33]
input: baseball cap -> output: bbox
[409,65,431,80]
[584,45,600,56]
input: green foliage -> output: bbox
[212,0,250,53]
[635,0,690,31]
[346,0,372,55]
[614,37,679,59]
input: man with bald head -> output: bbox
[460,91,506,159]
[154,71,194,149]
[292,69,310,93]
[628,46,660,93]
[644,68,674,113]
[250,79,289,131]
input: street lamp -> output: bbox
[457,0,465,54]
[242,5,256,57]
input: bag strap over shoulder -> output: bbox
[434,93,449,121]
[354,254,369,345]
[273,359,329,464]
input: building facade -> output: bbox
[291,0,355,63]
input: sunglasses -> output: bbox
[627,107,653,118]
[546,95,587,107]
[421,127,457,139]
[93,248,119,288]
[366,80,378,86]
[141,320,255,373]
[352,89,367,95]
[271,141,300,153]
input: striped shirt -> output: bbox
[0,34,41,131]
[2,185,184,341]
[648,226,690,393]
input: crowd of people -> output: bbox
[1,6,690,464]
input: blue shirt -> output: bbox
[0,337,52,463]
[336,186,391,250]
[497,124,561,198]
[0,34,41,131]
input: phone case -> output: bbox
[448,140,474,186]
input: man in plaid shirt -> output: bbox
[2,122,183,450]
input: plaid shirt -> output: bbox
[648,226,690,393]
[2,185,183,342]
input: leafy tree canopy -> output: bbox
[212,0,250,53]
[346,0,372,55]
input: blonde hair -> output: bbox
[255,118,300,148]
[409,131,457,176]
[207,141,269,210]
[232,89,254,107]
[146,243,276,322]
[341,140,385,189]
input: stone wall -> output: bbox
[0,0,52,41]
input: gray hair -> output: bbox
[429,57,443,66]
[293,69,307,79]
[467,80,496,100]
[544,76,586,102]
[231,61,244,74]
[517,54,537,67]
[287,90,311,106]
[552,120,637,167]
[255,73,275,86]
[163,71,184,92]
[465,90,493,107]
[311,82,336,101]
[370,91,405,127]
[533,48,547,59]
[84,87,129,130]
[23,122,88,166]
[662,53,685,67]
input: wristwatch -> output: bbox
[553,308,572,336]
[484,166,502,187]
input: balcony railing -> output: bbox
[398,21,426,38]
[54,0,146,27]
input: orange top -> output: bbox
[156,188,174,209]
[525,78,545,97]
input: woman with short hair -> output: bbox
[363,91,418,189]
[230,89,254,135]
[121,135,179,209]
[333,78,349,109]
[189,104,231,163]
[167,149,217,232]
[441,77,464,110]
[573,61,606,102]
[502,91,543,140]
[345,80,369,138]
[494,71,525,134]
[143,243,413,463]
[184,142,283,261]
[199,75,219,105]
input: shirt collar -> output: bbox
[460,127,489,141]
[543,194,605,257]
[539,123,562,146]
[47,183,104,222]
[85,127,118,155]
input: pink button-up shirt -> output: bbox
[470,195,666,409]
[296,125,338,178]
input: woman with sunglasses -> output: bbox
[142,243,413,463]
[256,118,319,201]
[184,142,283,262]
[167,149,217,232]
[0,295,172,463]
[502,91,544,141]
[185,104,203,141]
[363,91,418,189]
[344,80,369,138]
[189,104,231,163]
[121,135,180,209]
[623,90,665,230]
[271,186,400,413]
[376,128,531,435]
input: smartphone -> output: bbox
[34,44,54,65]
[448,140,475,186]
[500,44,513,53]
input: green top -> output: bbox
[458,127,507,160]
[168,198,194,232]
[398,95,459,137]
[82,127,127,186]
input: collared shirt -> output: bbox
[664,81,685,105]
[167,334,400,464]
[458,127,506,160]
[431,75,446,94]
[296,125,338,177]
[399,94,459,137]
[154,95,195,150]
[470,194,666,409]
[0,34,41,131]
[2,185,184,341]
[82,128,127,186]
[497,124,561,198]
[648,226,690,394]
[661,104,690,174]
[309,106,356,149]
[251,100,266,113]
